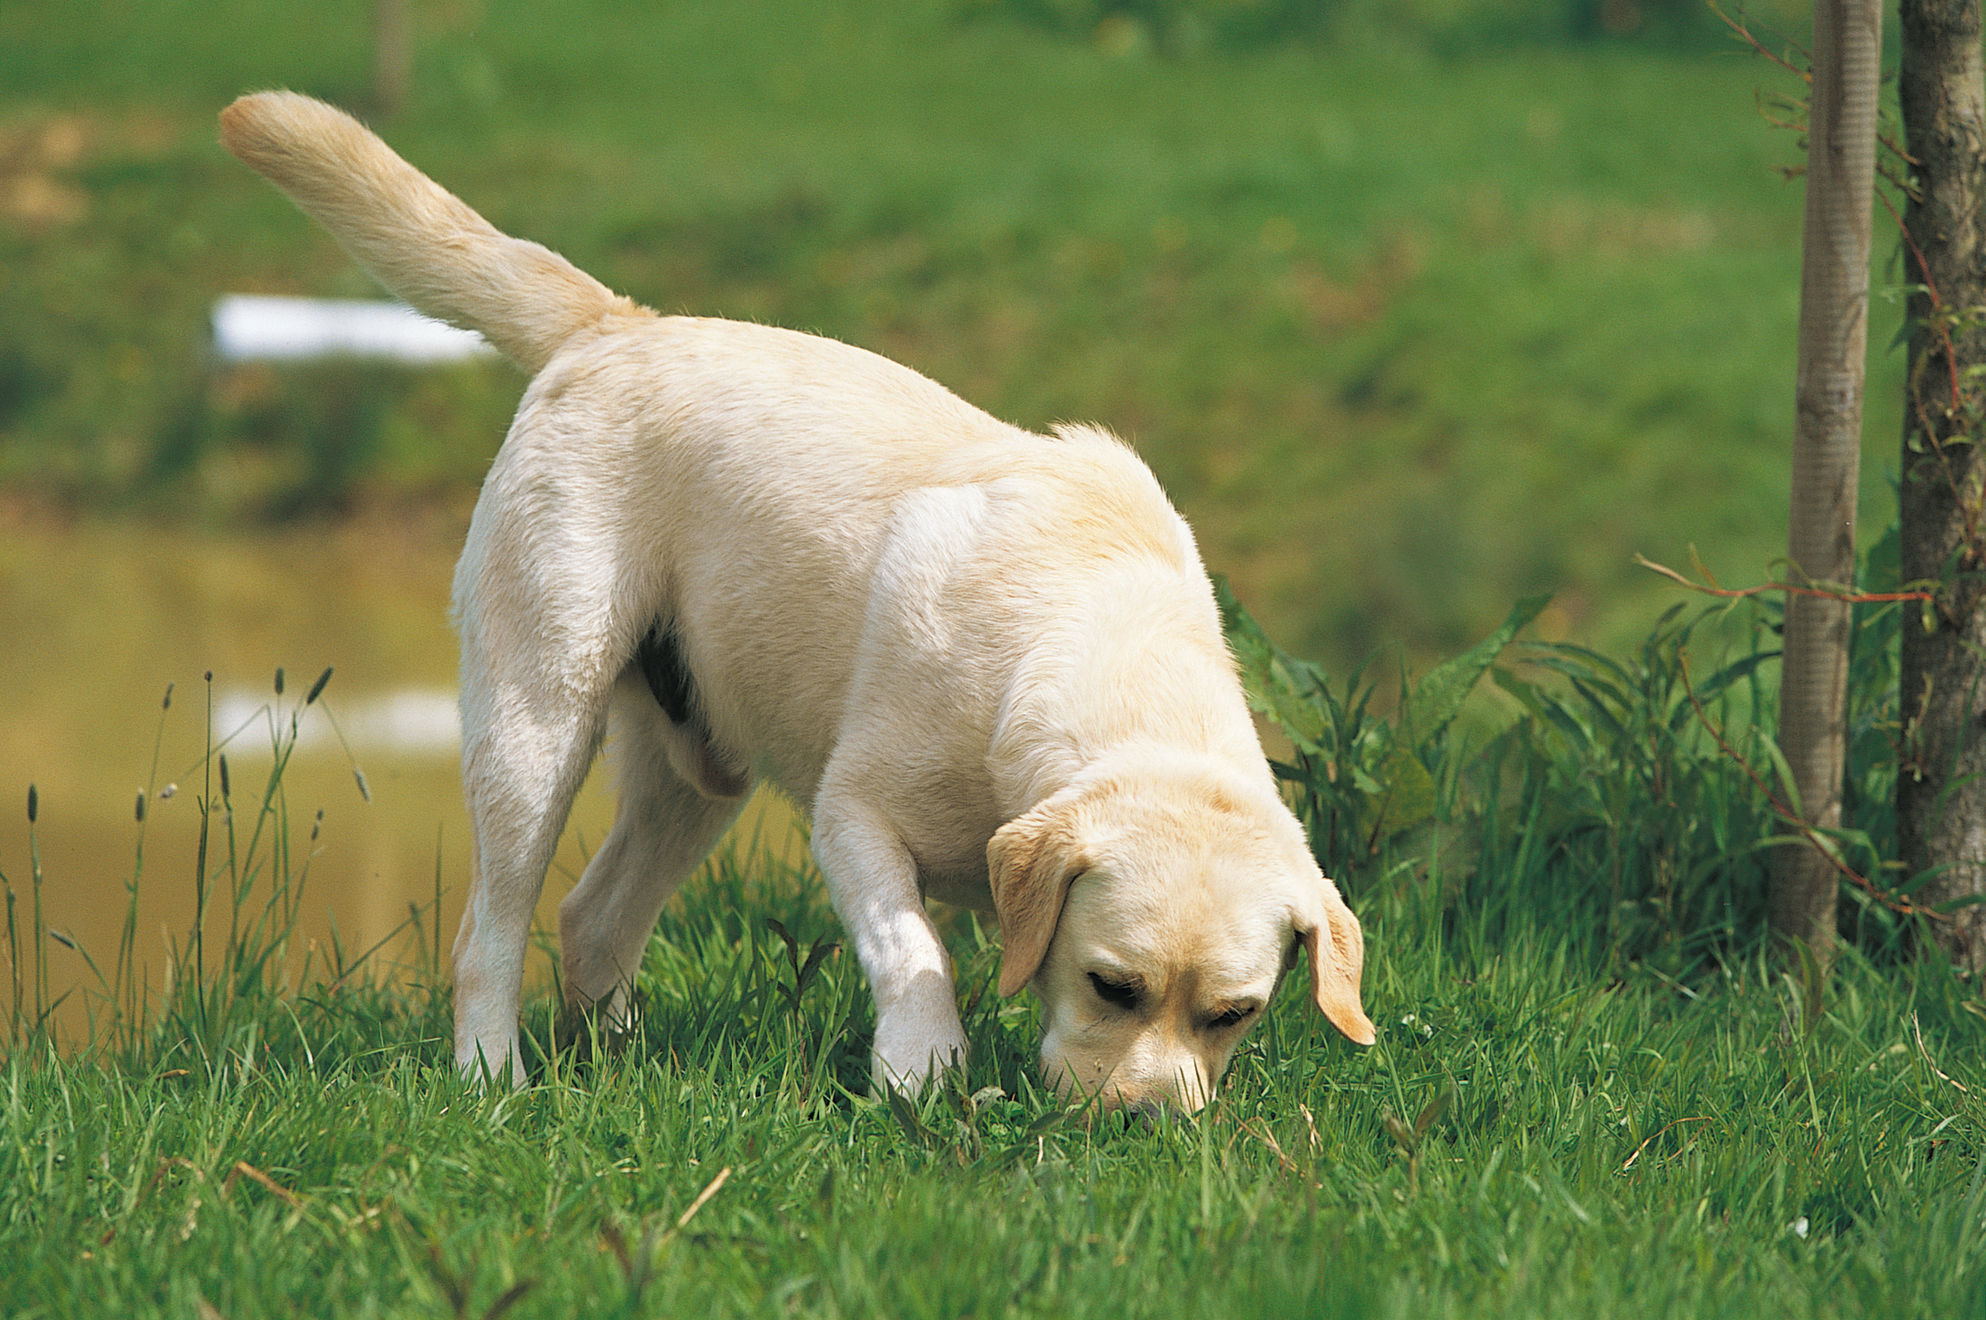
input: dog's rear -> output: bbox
[220,92,642,374]
[223,92,679,1083]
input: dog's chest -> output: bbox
[915,857,994,910]
[893,793,999,911]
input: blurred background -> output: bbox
[0,0,1883,1008]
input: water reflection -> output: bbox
[0,514,803,1037]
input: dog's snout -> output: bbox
[1110,1080,1210,1119]
[1042,1045,1211,1116]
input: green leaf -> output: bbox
[1414,1081,1455,1138]
[1757,735,1806,822]
[1266,658,1329,751]
[1667,650,1778,731]
[1897,862,1959,897]
[1381,1110,1416,1153]
[1368,744,1438,841]
[1401,594,1551,748]
[1523,653,1632,709]
[1217,575,1334,752]
[1533,689,1596,754]
[1490,667,1547,719]
[1789,938,1824,1040]
[1931,892,1986,914]
[1565,675,1628,744]
[884,1086,940,1149]
[1214,576,1277,703]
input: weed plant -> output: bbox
[3,593,1984,1318]
[1222,520,1927,980]
[2,665,383,1070]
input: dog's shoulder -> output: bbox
[984,424,1196,572]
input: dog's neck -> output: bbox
[987,563,1270,818]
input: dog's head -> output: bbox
[988,762,1374,1113]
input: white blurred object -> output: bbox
[211,294,494,364]
[215,686,461,757]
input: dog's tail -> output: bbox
[219,91,640,375]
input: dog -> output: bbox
[219,91,1375,1111]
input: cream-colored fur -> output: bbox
[220,91,1376,1110]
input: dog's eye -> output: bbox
[1087,972,1140,1010]
[1208,1005,1254,1031]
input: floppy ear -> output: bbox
[987,797,1091,997]
[1299,877,1377,1045]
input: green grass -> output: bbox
[4,833,1984,1317]
[4,601,1985,1318]
[0,0,1876,664]
[7,7,1980,1313]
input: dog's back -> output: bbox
[221,90,1208,805]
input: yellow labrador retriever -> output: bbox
[220,92,1375,1110]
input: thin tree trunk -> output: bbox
[1775,0,1883,973]
[1899,0,1986,971]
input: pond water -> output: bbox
[0,514,805,1038]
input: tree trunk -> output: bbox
[1900,0,1986,971]
[1775,0,1883,973]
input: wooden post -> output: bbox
[1774,0,1883,973]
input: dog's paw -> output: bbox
[871,1012,968,1096]
[553,992,637,1061]
[456,1046,528,1091]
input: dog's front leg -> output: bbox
[812,794,968,1094]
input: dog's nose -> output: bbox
[1113,1071,1211,1118]
[1118,1085,1210,1123]
[1147,1059,1211,1113]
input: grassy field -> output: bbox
[1,589,1981,1318]
[3,790,1983,1317]
[0,0,1873,663]
[8,4,1981,1316]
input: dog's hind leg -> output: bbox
[558,681,751,1031]
[453,731,601,1084]
[449,528,631,1086]
[452,678,606,1085]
